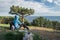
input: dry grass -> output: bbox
[0,24,60,40]
[29,26,60,32]
[28,26,60,40]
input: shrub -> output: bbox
[4,31,24,40]
[33,33,42,40]
[4,31,42,40]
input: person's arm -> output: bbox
[18,20,22,25]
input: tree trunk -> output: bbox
[22,15,24,24]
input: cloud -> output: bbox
[47,0,53,3]
[16,0,60,16]
[0,0,60,16]
[54,0,60,6]
[0,0,26,13]
[18,1,50,12]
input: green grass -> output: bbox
[0,24,10,30]
[0,24,9,27]
[0,24,42,40]
[0,31,42,40]
[4,31,24,40]
[0,31,41,40]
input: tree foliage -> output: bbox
[31,17,60,30]
[0,16,14,24]
[0,16,30,26]
[9,5,34,23]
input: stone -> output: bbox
[23,28,33,40]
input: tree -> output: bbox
[38,17,45,27]
[52,21,60,29]
[24,19,31,26]
[32,17,45,27]
[9,5,34,23]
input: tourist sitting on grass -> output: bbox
[10,15,29,30]
[10,15,22,30]
[13,15,22,29]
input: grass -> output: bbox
[0,24,60,40]
[0,24,59,31]
[0,24,42,40]
[4,31,24,40]
[29,26,60,32]
[0,24,10,30]
[0,24,60,32]
[0,24,9,27]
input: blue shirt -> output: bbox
[13,15,22,29]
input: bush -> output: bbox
[4,31,24,40]
[4,31,42,40]
[33,33,42,40]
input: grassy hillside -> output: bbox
[0,24,60,40]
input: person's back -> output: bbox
[13,15,22,29]
[10,15,29,30]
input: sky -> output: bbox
[0,0,60,16]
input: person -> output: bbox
[10,15,22,30]
[10,15,29,30]
[10,22,15,30]
[13,15,22,29]
[20,23,29,30]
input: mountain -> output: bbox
[25,16,60,22]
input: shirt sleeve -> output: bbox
[18,20,22,25]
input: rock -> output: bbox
[23,28,33,40]
[18,28,34,40]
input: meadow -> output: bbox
[0,24,60,40]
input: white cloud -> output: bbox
[19,1,50,13]
[47,0,53,3]
[0,0,60,16]
[16,1,60,16]
[54,0,60,6]
[0,0,50,16]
